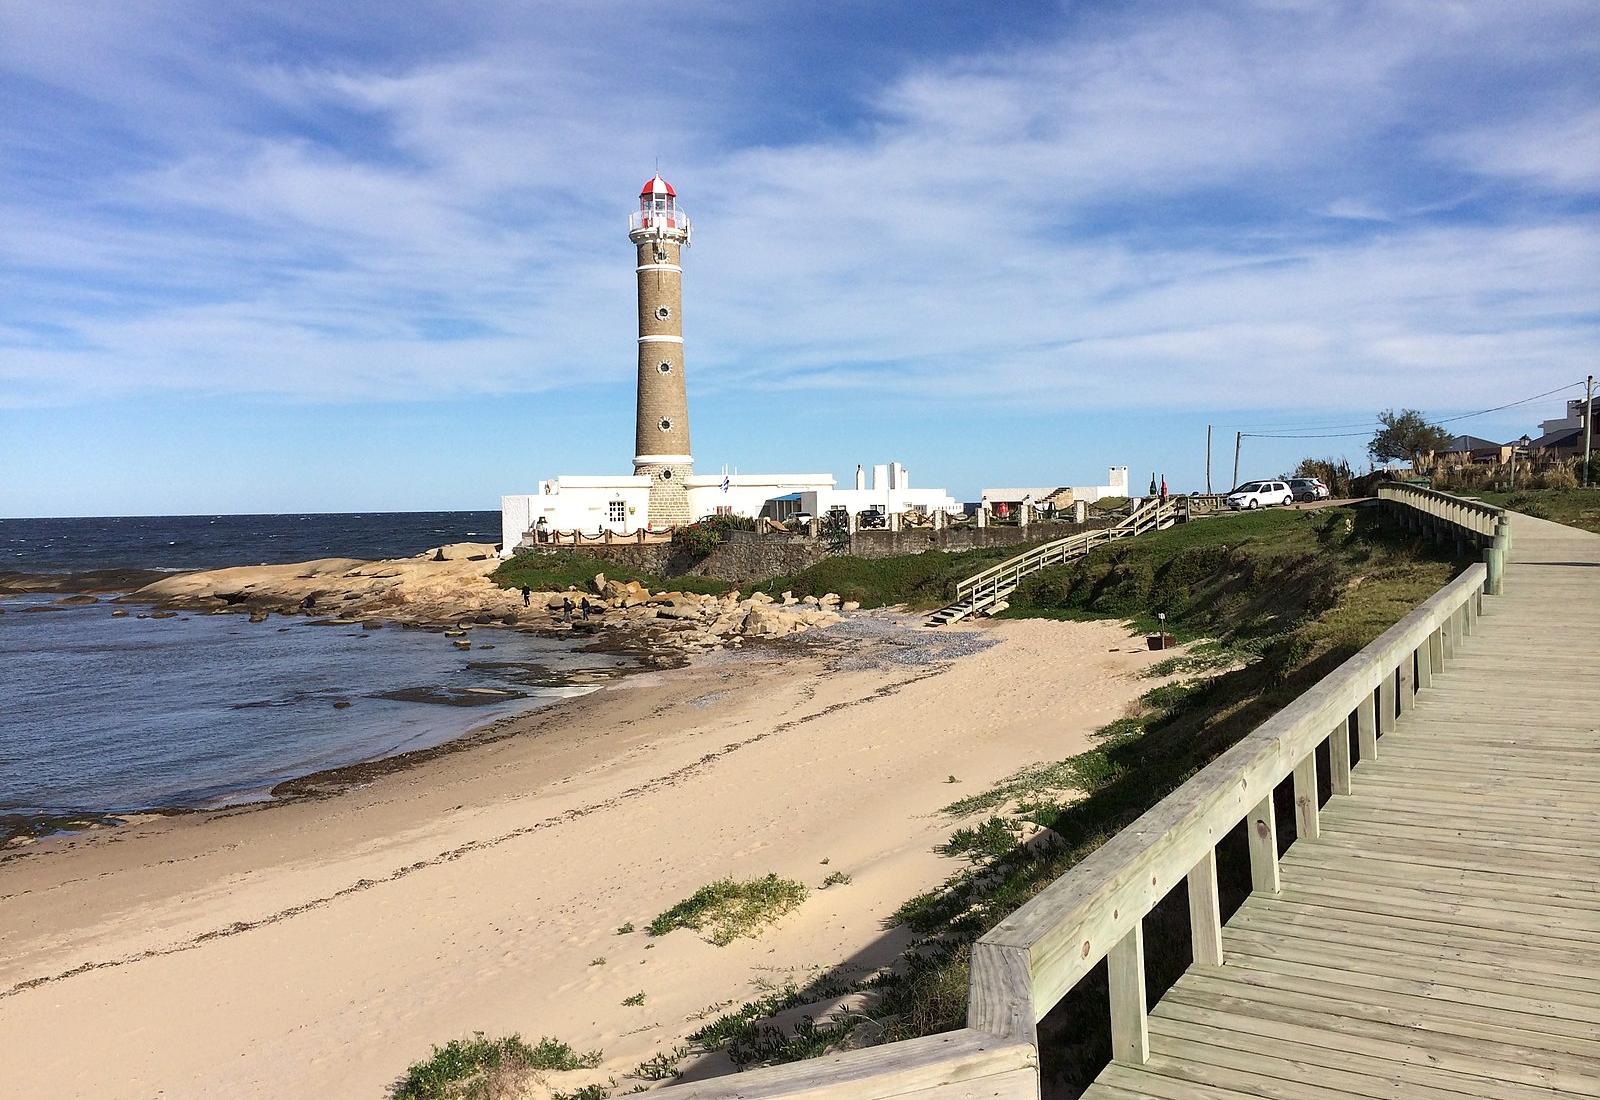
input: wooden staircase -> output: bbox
[927,497,1186,626]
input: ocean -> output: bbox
[0,510,502,573]
[0,512,631,830]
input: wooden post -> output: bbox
[1357,692,1378,763]
[1187,849,1223,967]
[1247,795,1280,894]
[1108,922,1149,1065]
[1329,717,1353,795]
[1414,640,1432,690]
[1484,546,1504,596]
[1292,755,1319,840]
[1398,649,1416,714]
[1377,671,1396,735]
[1428,627,1445,676]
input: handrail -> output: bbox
[955,498,1176,607]
[970,560,1488,1054]
[1376,482,1503,537]
[649,489,1503,1097]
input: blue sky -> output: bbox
[2,1,1597,516]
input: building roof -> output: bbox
[1528,427,1583,450]
[640,175,676,198]
[1442,434,1503,453]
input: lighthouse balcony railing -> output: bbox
[629,209,691,234]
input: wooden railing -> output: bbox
[651,488,1501,1098]
[953,498,1184,616]
[1376,482,1510,593]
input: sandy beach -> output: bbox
[0,614,1169,1098]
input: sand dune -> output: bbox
[0,615,1167,1097]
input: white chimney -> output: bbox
[855,464,866,490]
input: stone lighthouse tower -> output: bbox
[630,175,693,526]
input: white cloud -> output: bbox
[0,0,1596,415]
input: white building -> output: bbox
[498,177,958,556]
[980,467,1130,512]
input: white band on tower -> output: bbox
[638,335,684,344]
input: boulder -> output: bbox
[819,592,842,606]
[842,601,861,612]
[431,542,496,562]
[592,572,607,594]
[750,591,775,604]
[55,594,99,605]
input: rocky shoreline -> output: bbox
[120,541,860,658]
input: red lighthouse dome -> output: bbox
[640,175,676,199]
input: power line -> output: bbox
[1239,380,1585,441]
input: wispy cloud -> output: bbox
[1,0,1596,414]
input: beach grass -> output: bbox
[391,1032,601,1099]
[492,550,730,597]
[1473,487,1600,534]
[756,542,1041,610]
[649,874,808,946]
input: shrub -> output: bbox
[649,875,808,945]
[671,514,756,559]
[392,1033,601,1100]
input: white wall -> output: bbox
[799,486,959,517]
[499,476,654,556]
[684,473,835,521]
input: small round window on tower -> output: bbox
[657,361,672,374]
[660,469,673,480]
[658,418,672,432]
[655,306,672,320]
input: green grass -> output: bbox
[1475,488,1600,534]
[621,991,646,1007]
[391,1033,601,1100]
[491,550,730,596]
[755,541,1057,611]
[820,871,852,888]
[648,875,808,945]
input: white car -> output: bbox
[1226,480,1294,510]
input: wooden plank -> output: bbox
[1396,648,1415,714]
[1153,996,1584,1093]
[1291,755,1319,841]
[1186,849,1223,968]
[966,942,1036,1046]
[1177,968,1600,1060]
[1160,984,1600,1092]
[1248,794,1279,895]
[1414,640,1432,690]
[1148,1016,1579,1100]
[1327,718,1352,796]
[1377,672,1396,736]
[1355,692,1377,763]
[1108,922,1149,1065]
[645,1029,1038,1099]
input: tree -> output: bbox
[1368,409,1452,470]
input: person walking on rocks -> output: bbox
[561,595,574,623]
[520,585,531,608]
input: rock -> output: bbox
[110,609,129,618]
[819,593,842,606]
[782,595,799,606]
[842,601,861,612]
[591,572,607,594]
[55,594,99,605]
[453,640,471,650]
[150,610,177,619]
[750,591,775,604]
[430,542,497,562]
[249,610,270,623]
[332,700,353,709]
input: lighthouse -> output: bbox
[630,175,694,526]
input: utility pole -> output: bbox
[1203,425,1216,495]
[1585,375,1595,487]
[1232,432,1242,492]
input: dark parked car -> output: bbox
[857,508,887,529]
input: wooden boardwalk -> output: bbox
[1085,511,1600,1100]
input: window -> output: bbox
[655,305,671,320]
[607,500,626,523]
[714,505,733,515]
[657,361,672,374]
[660,468,673,480]
[658,418,672,431]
